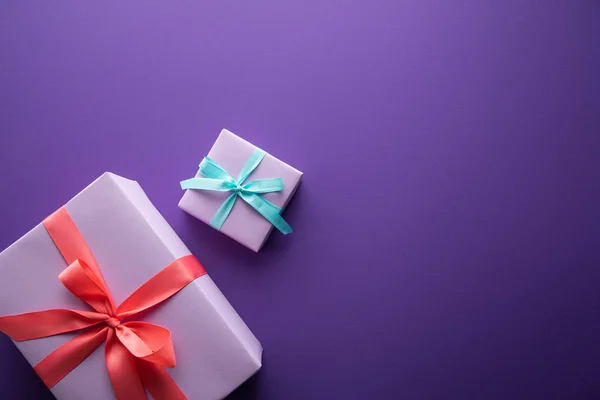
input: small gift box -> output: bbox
[0,173,262,400]
[179,129,303,252]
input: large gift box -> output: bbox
[179,129,303,252]
[0,173,262,400]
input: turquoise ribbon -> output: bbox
[180,148,292,234]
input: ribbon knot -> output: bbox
[0,207,207,400]
[105,317,120,328]
[180,148,293,234]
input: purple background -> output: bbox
[1,1,599,399]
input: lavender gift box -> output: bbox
[0,173,262,400]
[179,129,303,252]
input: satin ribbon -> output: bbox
[180,148,292,234]
[0,207,207,400]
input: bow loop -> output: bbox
[199,157,236,183]
[44,207,117,315]
[116,322,176,367]
[59,259,114,315]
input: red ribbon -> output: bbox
[0,207,207,400]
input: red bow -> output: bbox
[0,207,206,400]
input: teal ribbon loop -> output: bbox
[180,148,292,234]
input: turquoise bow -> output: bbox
[180,148,292,234]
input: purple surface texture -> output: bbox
[0,1,599,399]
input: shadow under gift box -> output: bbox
[0,172,262,400]
[179,129,303,252]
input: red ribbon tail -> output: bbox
[105,329,147,400]
[34,325,109,388]
[136,360,187,400]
